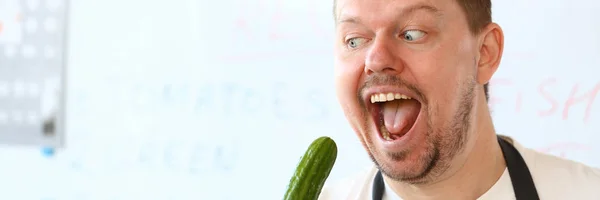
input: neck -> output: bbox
[385,96,506,200]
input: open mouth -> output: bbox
[368,92,422,141]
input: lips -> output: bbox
[364,89,423,141]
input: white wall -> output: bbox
[0,0,598,199]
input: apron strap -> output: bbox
[372,136,540,200]
[497,136,540,200]
[372,170,384,200]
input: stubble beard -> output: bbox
[362,79,475,185]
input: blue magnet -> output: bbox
[41,147,55,157]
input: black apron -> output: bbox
[372,136,540,200]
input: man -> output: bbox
[320,0,600,199]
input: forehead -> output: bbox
[335,0,460,22]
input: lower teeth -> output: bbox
[383,132,393,141]
[379,116,393,141]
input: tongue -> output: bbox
[382,99,421,135]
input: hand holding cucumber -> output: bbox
[283,136,338,200]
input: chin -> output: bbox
[367,119,442,183]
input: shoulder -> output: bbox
[318,165,379,200]
[510,137,600,199]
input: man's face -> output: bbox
[334,0,482,183]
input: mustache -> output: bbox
[358,74,427,103]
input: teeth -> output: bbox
[370,92,412,103]
[386,93,394,100]
[383,131,392,141]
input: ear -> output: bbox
[476,23,504,85]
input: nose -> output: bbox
[364,37,403,75]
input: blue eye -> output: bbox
[347,37,367,49]
[402,30,426,41]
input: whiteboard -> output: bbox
[0,0,599,199]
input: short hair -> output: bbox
[456,0,492,101]
[333,0,493,101]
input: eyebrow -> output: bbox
[336,4,442,25]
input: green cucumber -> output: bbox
[284,136,338,200]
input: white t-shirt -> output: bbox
[318,136,600,200]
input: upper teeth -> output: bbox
[370,93,411,103]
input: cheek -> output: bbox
[413,48,471,120]
[436,42,476,101]
[334,57,365,119]
[334,55,363,99]
[412,54,460,104]
[335,60,370,140]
